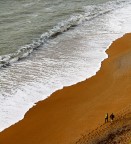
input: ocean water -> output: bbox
[0,0,131,131]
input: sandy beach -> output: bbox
[0,33,131,144]
[76,105,131,144]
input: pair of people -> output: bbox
[105,113,115,123]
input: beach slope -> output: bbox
[0,33,131,144]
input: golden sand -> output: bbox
[0,33,131,144]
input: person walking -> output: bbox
[110,113,115,122]
[105,113,108,123]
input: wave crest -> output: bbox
[0,0,130,68]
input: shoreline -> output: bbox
[0,33,131,144]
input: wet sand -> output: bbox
[0,33,131,144]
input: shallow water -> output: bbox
[0,0,131,131]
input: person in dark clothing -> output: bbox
[105,113,108,123]
[110,113,115,122]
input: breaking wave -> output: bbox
[0,0,130,68]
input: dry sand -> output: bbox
[76,105,131,144]
[0,33,131,144]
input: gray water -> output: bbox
[0,0,112,55]
[0,0,131,131]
